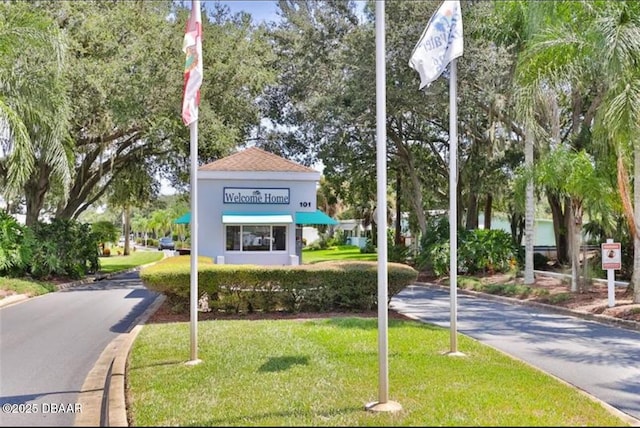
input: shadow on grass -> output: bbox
[258,356,310,372]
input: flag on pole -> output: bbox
[182,1,203,126]
[409,0,463,90]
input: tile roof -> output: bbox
[199,147,316,173]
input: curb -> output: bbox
[107,294,167,427]
[74,293,166,427]
[0,293,30,308]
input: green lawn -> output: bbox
[128,317,628,427]
[98,250,165,274]
[302,245,377,264]
[0,277,55,297]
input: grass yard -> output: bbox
[301,245,377,264]
[98,250,165,274]
[0,277,55,298]
[127,317,628,427]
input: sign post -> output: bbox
[601,239,621,308]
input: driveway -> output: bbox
[0,271,159,427]
[390,284,640,423]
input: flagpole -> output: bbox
[448,58,462,356]
[407,0,464,356]
[187,120,200,365]
[366,0,401,413]
[183,0,202,366]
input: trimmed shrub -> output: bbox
[140,256,419,314]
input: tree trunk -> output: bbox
[24,164,52,226]
[395,174,402,246]
[509,212,524,246]
[484,194,492,230]
[457,183,463,229]
[465,191,478,230]
[632,148,640,303]
[524,130,535,284]
[569,199,584,293]
[391,135,427,239]
[406,160,427,239]
[547,193,570,265]
[123,205,131,256]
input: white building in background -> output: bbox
[193,147,338,266]
[336,219,370,248]
[302,226,320,245]
[477,213,556,246]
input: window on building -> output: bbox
[226,226,241,250]
[225,225,287,252]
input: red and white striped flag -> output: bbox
[181,0,202,126]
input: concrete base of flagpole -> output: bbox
[365,400,403,413]
[442,351,466,357]
[184,359,202,366]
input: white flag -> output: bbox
[409,0,463,90]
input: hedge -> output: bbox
[140,256,419,314]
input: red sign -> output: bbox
[601,242,621,270]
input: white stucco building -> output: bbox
[195,147,337,265]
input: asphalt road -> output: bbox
[0,271,159,427]
[390,284,640,423]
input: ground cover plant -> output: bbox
[127,317,629,426]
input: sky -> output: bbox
[209,1,281,23]
[208,1,368,25]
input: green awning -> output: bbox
[222,212,293,224]
[176,211,337,225]
[295,210,339,225]
[174,212,191,224]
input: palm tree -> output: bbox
[488,0,555,285]
[513,1,640,301]
[498,1,640,301]
[131,214,148,246]
[590,3,640,302]
[149,209,173,241]
[0,3,72,224]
